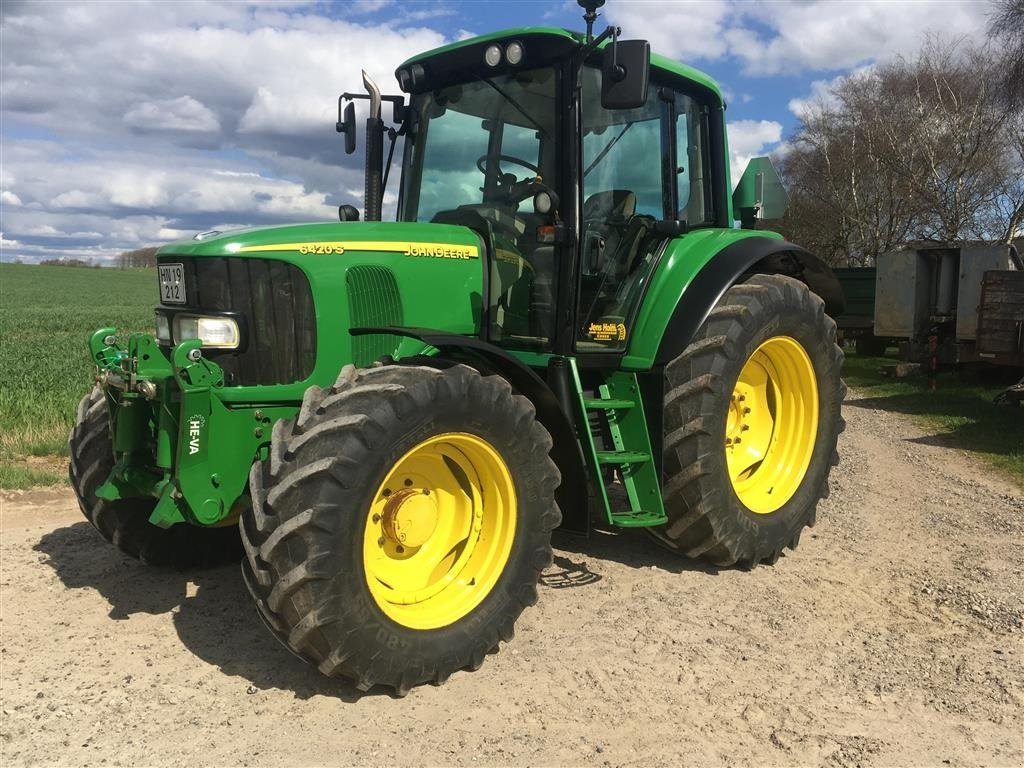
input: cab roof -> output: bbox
[398,26,724,102]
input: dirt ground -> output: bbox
[1,391,1022,768]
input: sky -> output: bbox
[0,0,997,264]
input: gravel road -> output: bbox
[2,390,1022,767]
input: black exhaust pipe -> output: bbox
[362,70,384,222]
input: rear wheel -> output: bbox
[653,274,845,567]
[240,363,560,695]
[68,387,240,567]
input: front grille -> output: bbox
[158,256,316,386]
[346,265,405,366]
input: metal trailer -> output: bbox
[873,241,1023,368]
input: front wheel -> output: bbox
[653,274,846,567]
[240,363,561,695]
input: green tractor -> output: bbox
[71,2,845,694]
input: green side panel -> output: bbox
[346,265,405,366]
[622,228,783,370]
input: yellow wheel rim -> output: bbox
[363,432,517,630]
[726,336,819,514]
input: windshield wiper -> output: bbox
[477,75,550,140]
[584,121,634,178]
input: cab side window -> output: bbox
[673,90,713,226]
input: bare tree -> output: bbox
[777,36,1024,262]
[988,0,1024,108]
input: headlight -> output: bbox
[174,315,240,349]
[505,41,524,65]
[484,44,502,67]
[155,313,171,344]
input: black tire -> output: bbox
[240,363,561,695]
[68,387,241,567]
[653,274,845,567]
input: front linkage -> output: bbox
[88,328,296,529]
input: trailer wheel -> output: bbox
[653,274,845,567]
[855,335,888,357]
[68,387,240,567]
[240,363,560,695]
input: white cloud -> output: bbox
[609,1,734,62]
[0,0,996,265]
[608,0,989,76]
[732,1,988,76]
[727,119,783,183]
[124,96,221,133]
[0,2,451,262]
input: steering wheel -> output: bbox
[476,153,541,201]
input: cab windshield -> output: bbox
[399,66,560,346]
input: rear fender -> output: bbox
[652,236,844,366]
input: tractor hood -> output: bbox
[156,220,484,260]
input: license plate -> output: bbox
[159,263,186,304]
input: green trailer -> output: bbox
[71,1,846,694]
[833,267,888,355]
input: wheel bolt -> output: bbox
[741,425,750,431]
[743,407,751,415]
[725,438,733,445]
[396,545,405,554]
[372,514,380,523]
[404,478,413,487]
[377,537,385,546]
[734,437,742,444]
[422,489,430,495]
[737,394,746,402]
[383,489,391,497]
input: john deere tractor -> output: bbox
[71,1,845,694]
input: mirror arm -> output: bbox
[579,24,618,62]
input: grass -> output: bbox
[1,263,1020,491]
[0,264,155,488]
[842,351,1023,487]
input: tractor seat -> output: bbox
[582,190,637,273]
[582,189,637,223]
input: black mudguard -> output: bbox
[655,237,844,365]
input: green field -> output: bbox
[0,264,155,487]
[1,263,1021,489]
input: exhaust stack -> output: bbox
[362,70,384,222]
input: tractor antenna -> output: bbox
[578,0,606,43]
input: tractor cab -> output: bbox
[341,22,729,355]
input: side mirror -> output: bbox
[338,204,360,222]
[336,100,356,155]
[601,39,650,110]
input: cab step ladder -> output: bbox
[569,359,667,528]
